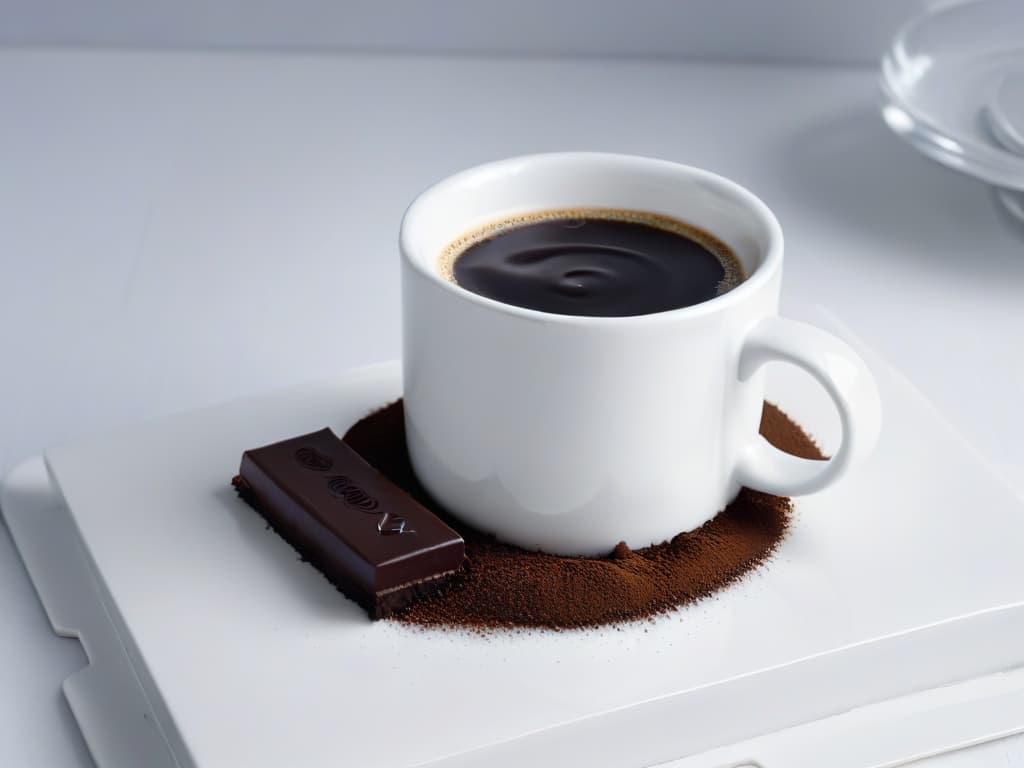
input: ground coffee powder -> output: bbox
[342,401,823,631]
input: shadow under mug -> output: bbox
[400,152,881,557]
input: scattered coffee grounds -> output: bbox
[342,401,824,631]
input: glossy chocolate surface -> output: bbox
[236,428,464,617]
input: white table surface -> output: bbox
[1,48,1022,768]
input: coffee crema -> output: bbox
[440,208,745,317]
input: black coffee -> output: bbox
[444,209,744,317]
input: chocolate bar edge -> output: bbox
[232,475,460,619]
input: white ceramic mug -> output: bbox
[400,153,881,556]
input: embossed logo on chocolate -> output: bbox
[325,476,416,535]
[294,447,333,472]
[378,513,411,536]
[327,476,380,512]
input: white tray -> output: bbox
[4,309,1024,768]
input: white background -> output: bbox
[1,0,937,63]
[2,2,1024,767]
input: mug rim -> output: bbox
[400,152,784,326]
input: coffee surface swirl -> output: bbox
[444,209,744,318]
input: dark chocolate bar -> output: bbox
[234,428,464,619]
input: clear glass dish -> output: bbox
[880,0,1024,205]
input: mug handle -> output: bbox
[734,316,882,496]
